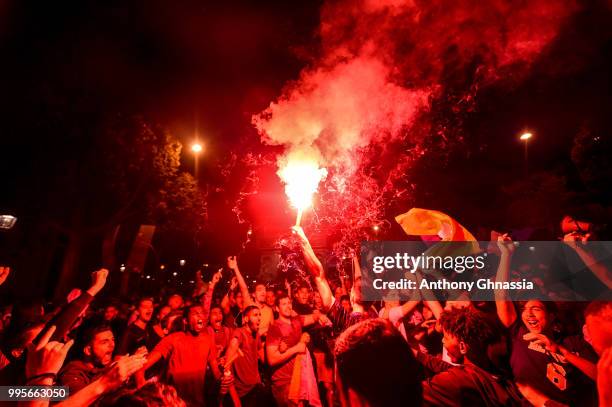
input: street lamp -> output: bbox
[520,132,533,176]
[191,142,203,179]
[0,215,17,230]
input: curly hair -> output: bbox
[439,307,500,351]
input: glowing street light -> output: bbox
[190,142,204,180]
[0,215,17,230]
[519,132,534,175]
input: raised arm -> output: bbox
[424,300,444,320]
[220,277,237,315]
[227,256,255,307]
[35,269,108,344]
[21,326,73,407]
[350,256,365,313]
[292,226,333,310]
[564,233,612,289]
[200,269,222,323]
[416,270,443,320]
[495,234,517,328]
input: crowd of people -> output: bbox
[0,219,611,407]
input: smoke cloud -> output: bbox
[252,0,580,254]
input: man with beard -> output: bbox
[225,305,268,406]
[117,297,161,355]
[136,304,221,406]
[58,322,116,393]
[266,288,277,308]
[227,256,274,337]
[267,293,321,406]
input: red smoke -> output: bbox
[251,0,580,256]
[253,56,429,170]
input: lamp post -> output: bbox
[519,132,533,176]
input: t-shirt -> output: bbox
[207,326,232,359]
[108,317,127,342]
[422,362,523,406]
[266,316,303,387]
[153,331,216,406]
[258,304,274,337]
[232,327,262,397]
[327,299,350,336]
[509,323,596,405]
[117,323,162,355]
[224,306,241,328]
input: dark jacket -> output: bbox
[58,360,104,394]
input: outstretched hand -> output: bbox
[100,353,147,392]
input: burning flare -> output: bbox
[278,155,327,226]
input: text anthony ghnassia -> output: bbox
[372,278,534,291]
